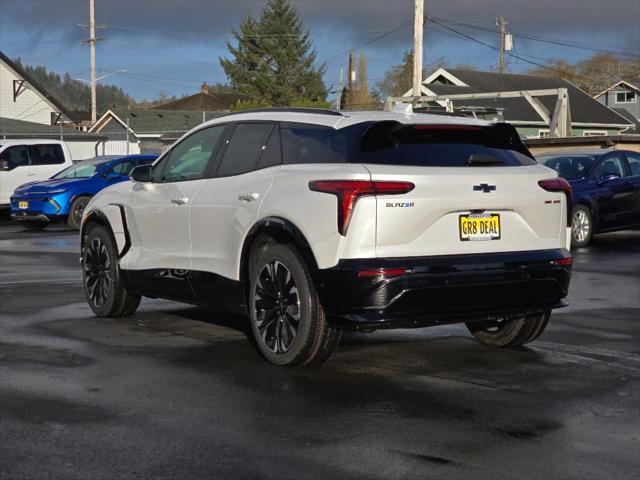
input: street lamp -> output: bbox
[75,69,127,84]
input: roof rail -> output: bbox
[217,107,344,117]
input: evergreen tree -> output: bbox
[220,0,327,106]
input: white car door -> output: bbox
[190,122,280,280]
[123,125,226,271]
[0,145,31,205]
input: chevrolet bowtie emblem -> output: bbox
[473,183,497,193]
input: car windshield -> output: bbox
[541,155,596,180]
[53,158,111,179]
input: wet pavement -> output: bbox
[1,217,639,480]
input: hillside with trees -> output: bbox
[12,58,134,112]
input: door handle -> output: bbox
[171,197,189,205]
[238,192,260,202]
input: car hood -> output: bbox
[14,177,88,193]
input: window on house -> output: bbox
[583,131,607,137]
[615,91,636,103]
[538,130,550,139]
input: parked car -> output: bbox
[0,140,73,208]
[538,149,640,247]
[10,154,157,230]
[80,108,572,366]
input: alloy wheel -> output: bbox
[572,210,590,243]
[84,237,111,308]
[253,260,300,354]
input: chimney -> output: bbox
[201,82,208,93]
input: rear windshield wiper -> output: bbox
[467,154,505,166]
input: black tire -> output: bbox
[68,196,91,230]
[22,221,49,231]
[248,239,341,366]
[571,205,593,248]
[82,224,140,317]
[466,311,551,347]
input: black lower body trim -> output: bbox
[312,249,571,330]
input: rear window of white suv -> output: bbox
[361,121,536,167]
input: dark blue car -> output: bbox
[10,154,157,230]
[539,149,640,247]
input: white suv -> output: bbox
[80,108,572,366]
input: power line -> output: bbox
[427,18,559,72]
[430,16,640,58]
[321,18,413,65]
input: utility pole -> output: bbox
[413,0,424,97]
[336,67,344,110]
[81,0,102,124]
[347,51,355,109]
[497,16,507,74]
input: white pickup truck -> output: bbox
[0,140,73,207]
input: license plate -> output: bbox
[18,201,29,209]
[459,213,501,241]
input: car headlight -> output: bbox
[47,189,67,194]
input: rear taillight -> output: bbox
[357,268,407,278]
[553,257,573,266]
[538,178,573,226]
[309,180,415,235]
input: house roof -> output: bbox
[0,116,105,141]
[151,91,249,112]
[0,50,78,123]
[421,68,632,127]
[594,79,640,98]
[89,108,227,135]
[611,108,640,132]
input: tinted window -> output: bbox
[217,123,273,176]
[256,125,282,169]
[110,161,136,175]
[160,126,224,182]
[282,124,350,164]
[361,122,535,167]
[595,155,625,178]
[0,146,29,170]
[626,152,640,176]
[541,155,596,180]
[28,144,65,165]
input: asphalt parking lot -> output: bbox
[1,217,639,480]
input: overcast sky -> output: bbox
[1,0,639,104]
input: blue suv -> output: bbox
[10,154,157,230]
[539,149,640,247]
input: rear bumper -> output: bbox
[312,249,571,330]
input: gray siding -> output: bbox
[597,86,640,120]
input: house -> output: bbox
[89,108,225,154]
[404,68,634,138]
[151,83,248,112]
[594,80,640,132]
[0,117,106,160]
[0,50,77,126]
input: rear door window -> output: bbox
[217,123,273,177]
[594,154,625,179]
[281,124,351,164]
[0,146,30,170]
[28,144,65,165]
[111,161,136,175]
[360,122,536,167]
[625,152,640,177]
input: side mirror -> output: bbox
[0,160,10,171]
[130,164,153,183]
